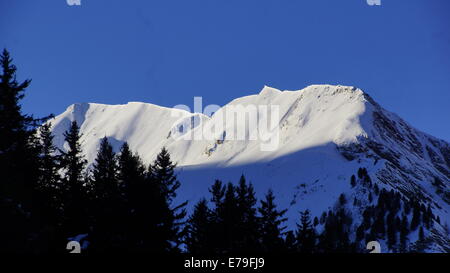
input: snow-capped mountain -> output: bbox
[49,84,450,252]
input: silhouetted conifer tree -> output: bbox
[418,226,425,241]
[296,209,316,253]
[258,189,287,252]
[148,147,187,252]
[386,212,397,250]
[235,175,259,252]
[116,142,147,251]
[0,49,49,253]
[410,201,421,231]
[32,123,64,252]
[284,231,296,252]
[185,199,213,254]
[59,121,89,237]
[350,175,356,187]
[90,137,126,252]
[398,214,408,252]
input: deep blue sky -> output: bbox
[1,0,449,141]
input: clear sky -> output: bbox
[1,0,449,141]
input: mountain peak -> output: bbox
[259,85,282,96]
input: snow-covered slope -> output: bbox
[49,84,450,251]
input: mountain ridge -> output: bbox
[49,84,450,252]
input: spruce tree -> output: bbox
[210,179,225,208]
[149,147,180,203]
[296,209,316,253]
[350,175,356,187]
[185,199,213,254]
[36,123,61,198]
[374,183,380,195]
[313,216,319,227]
[418,226,425,242]
[90,137,124,252]
[59,121,89,237]
[410,201,421,231]
[319,207,353,253]
[118,142,146,199]
[386,212,397,250]
[60,121,86,188]
[92,137,119,200]
[221,182,239,252]
[148,147,187,252]
[424,205,433,229]
[258,189,287,252]
[339,193,347,206]
[399,214,409,252]
[208,180,226,252]
[32,123,64,252]
[356,224,365,242]
[117,142,147,251]
[284,231,297,252]
[0,49,44,252]
[373,210,386,236]
[235,175,259,252]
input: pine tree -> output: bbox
[373,210,386,236]
[374,183,380,195]
[207,179,227,253]
[320,211,327,225]
[410,201,421,231]
[336,208,352,251]
[206,178,261,253]
[296,209,316,253]
[258,189,287,252]
[118,142,146,199]
[339,193,347,206]
[424,204,433,229]
[404,201,411,215]
[148,147,187,252]
[364,173,372,188]
[357,168,363,179]
[210,180,225,208]
[35,123,62,216]
[362,207,373,230]
[60,121,87,188]
[59,121,89,237]
[418,226,425,242]
[149,147,180,203]
[319,211,336,252]
[235,175,259,252]
[350,175,356,187]
[185,199,213,254]
[0,49,46,252]
[117,142,147,251]
[284,231,297,252]
[221,182,239,252]
[386,212,397,250]
[399,214,409,252]
[313,216,319,227]
[90,137,124,252]
[356,224,365,242]
[92,137,119,200]
[36,123,61,190]
[31,123,64,252]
